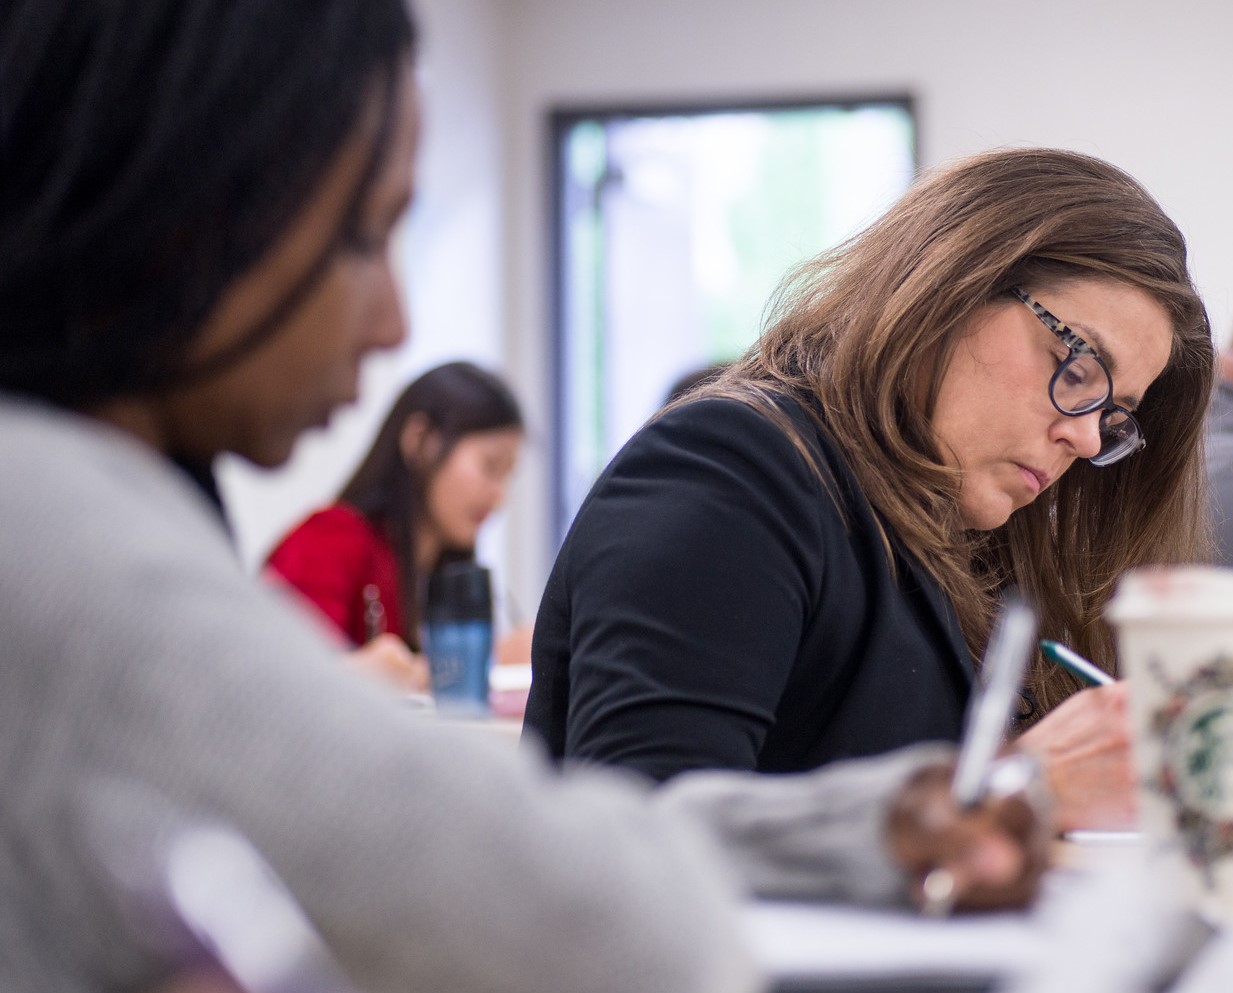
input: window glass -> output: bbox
[553,100,916,542]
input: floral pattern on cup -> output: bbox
[1147,653,1233,881]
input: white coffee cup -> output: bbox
[1106,565,1233,928]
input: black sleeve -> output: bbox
[556,397,832,780]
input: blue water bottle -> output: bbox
[424,562,493,716]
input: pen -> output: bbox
[923,594,1037,918]
[362,583,387,642]
[1039,639,1115,686]
[951,592,1037,808]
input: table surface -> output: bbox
[744,900,1039,993]
[744,832,1149,993]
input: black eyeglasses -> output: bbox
[1011,287,1145,467]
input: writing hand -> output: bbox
[1014,681,1135,832]
[886,753,1051,913]
[345,633,431,694]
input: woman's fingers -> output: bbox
[887,756,1051,913]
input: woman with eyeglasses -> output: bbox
[525,147,1214,832]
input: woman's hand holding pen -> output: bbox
[1014,681,1136,832]
[345,633,432,694]
[886,753,1051,913]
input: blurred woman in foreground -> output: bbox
[0,2,1051,990]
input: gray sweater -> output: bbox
[0,395,930,992]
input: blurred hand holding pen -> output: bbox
[952,594,1038,807]
[887,592,1053,916]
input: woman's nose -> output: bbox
[368,261,408,352]
[1051,410,1103,460]
[490,477,510,509]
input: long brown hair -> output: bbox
[341,361,523,648]
[703,148,1213,717]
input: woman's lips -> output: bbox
[1016,464,1046,496]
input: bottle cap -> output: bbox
[425,561,492,623]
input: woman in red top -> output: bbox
[267,361,524,684]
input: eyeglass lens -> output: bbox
[1091,409,1140,466]
[1050,357,1142,465]
[1021,286,1144,466]
[1049,354,1111,416]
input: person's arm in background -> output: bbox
[494,622,534,666]
[264,507,377,643]
[346,631,430,694]
[266,507,429,693]
[661,742,1051,912]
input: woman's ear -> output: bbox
[399,413,442,467]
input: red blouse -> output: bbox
[265,503,406,647]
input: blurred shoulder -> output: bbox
[646,391,838,469]
[649,392,821,445]
[285,503,379,541]
[0,393,217,529]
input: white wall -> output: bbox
[221,0,1233,621]
[219,0,510,571]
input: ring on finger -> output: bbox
[921,866,957,917]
